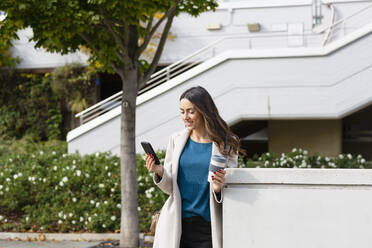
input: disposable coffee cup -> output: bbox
[208,155,227,183]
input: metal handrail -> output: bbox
[75,4,372,125]
[322,3,372,46]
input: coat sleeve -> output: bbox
[212,152,238,203]
[153,134,174,195]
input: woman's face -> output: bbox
[180,98,204,131]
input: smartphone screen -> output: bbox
[141,141,161,165]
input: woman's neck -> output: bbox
[190,128,211,143]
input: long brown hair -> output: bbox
[180,86,242,156]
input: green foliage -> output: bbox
[50,63,96,113]
[0,140,167,233]
[0,70,62,140]
[239,148,372,169]
[0,0,218,72]
[0,12,20,68]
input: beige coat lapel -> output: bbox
[171,129,190,180]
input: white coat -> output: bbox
[152,129,238,248]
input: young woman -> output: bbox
[145,86,242,248]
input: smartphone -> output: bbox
[141,141,161,165]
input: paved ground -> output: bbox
[0,240,101,248]
[0,240,153,248]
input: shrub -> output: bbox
[0,140,167,233]
[239,148,371,169]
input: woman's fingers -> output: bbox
[145,154,156,172]
[212,169,226,184]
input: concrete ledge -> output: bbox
[226,168,372,185]
[0,232,154,243]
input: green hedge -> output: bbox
[240,148,372,169]
[0,140,167,233]
[0,142,370,234]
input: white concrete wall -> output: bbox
[67,28,372,155]
[223,168,372,248]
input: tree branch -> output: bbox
[79,32,122,73]
[135,0,181,60]
[142,10,176,86]
[98,6,130,63]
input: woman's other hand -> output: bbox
[145,154,164,177]
[212,169,226,193]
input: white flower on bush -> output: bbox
[72,220,76,225]
[338,154,344,159]
[86,173,90,178]
[73,160,76,165]
[137,206,141,211]
[26,217,29,222]
[0,172,3,176]
[62,177,68,183]
[357,154,362,159]
[72,165,76,170]
[5,187,9,192]
[40,151,44,155]
[95,152,99,157]
[117,204,121,209]
[105,166,108,170]
[43,178,46,183]
[0,215,3,221]
[59,181,64,187]
[62,154,67,158]
[104,201,108,205]
[75,170,81,177]
[63,215,67,220]
[361,158,366,164]
[303,150,308,155]
[347,154,352,159]
[69,213,73,217]
[102,224,106,228]
[328,162,337,168]
[111,188,115,192]
[53,166,58,171]
[0,185,2,190]
[66,166,70,170]
[111,216,116,221]
[85,221,88,225]
[99,184,104,188]
[94,213,98,217]
[108,172,111,177]
[325,157,330,162]
[52,151,56,156]
[80,217,84,222]
[8,158,13,162]
[58,212,63,218]
[90,200,95,205]
[145,190,152,198]
[72,197,77,203]
[13,174,18,179]
[58,220,63,224]
[96,202,100,207]
[88,217,92,222]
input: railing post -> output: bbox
[166,67,170,81]
[80,116,83,125]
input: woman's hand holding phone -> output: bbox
[145,154,164,178]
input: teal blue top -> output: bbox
[177,137,212,222]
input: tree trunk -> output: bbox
[119,68,139,248]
